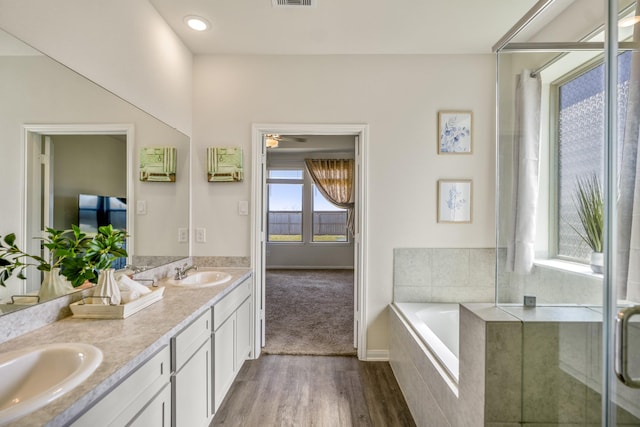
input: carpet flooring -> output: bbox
[263,269,356,356]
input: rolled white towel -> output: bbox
[118,275,152,295]
[120,290,141,304]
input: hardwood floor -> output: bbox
[211,355,416,427]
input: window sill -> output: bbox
[533,259,602,279]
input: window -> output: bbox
[266,167,349,244]
[554,51,631,261]
[312,185,347,242]
[267,170,303,242]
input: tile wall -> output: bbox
[393,248,495,303]
[393,247,603,305]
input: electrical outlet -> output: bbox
[178,228,188,243]
[196,228,206,243]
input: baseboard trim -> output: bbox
[366,349,389,361]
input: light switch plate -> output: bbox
[178,228,188,243]
[136,200,147,215]
[196,228,206,243]
[238,200,249,216]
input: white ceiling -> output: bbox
[148,0,538,55]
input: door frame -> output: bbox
[251,123,369,360]
[22,124,134,292]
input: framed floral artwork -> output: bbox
[438,111,473,154]
[437,179,472,223]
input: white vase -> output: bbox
[38,267,75,301]
[92,268,121,305]
[590,252,603,274]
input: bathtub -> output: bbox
[393,302,459,382]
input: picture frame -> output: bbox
[139,147,177,182]
[437,179,472,223]
[207,147,244,182]
[438,111,473,154]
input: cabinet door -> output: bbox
[129,383,171,427]
[173,339,212,427]
[214,314,235,412]
[235,297,252,370]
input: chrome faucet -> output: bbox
[175,264,197,280]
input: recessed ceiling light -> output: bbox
[184,16,210,31]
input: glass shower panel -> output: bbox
[495,0,640,424]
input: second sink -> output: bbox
[169,271,232,288]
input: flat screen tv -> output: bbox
[78,194,127,269]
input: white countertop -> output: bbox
[0,267,252,427]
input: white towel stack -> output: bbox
[118,275,152,304]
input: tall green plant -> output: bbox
[570,174,603,253]
[0,225,92,287]
[0,224,128,288]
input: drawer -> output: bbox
[172,310,211,371]
[213,277,251,330]
[72,346,170,426]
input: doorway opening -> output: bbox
[22,124,134,293]
[251,124,368,360]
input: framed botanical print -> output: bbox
[438,111,473,154]
[437,179,472,223]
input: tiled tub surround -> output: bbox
[394,247,603,305]
[390,303,521,426]
[393,248,496,303]
[0,267,252,427]
[499,258,603,305]
[390,303,640,426]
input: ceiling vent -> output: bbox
[272,0,316,7]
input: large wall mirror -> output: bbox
[0,28,190,311]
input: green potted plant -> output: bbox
[570,174,603,273]
[0,225,94,300]
[84,224,128,305]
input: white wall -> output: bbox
[0,0,193,135]
[192,54,496,352]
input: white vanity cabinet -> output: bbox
[69,274,252,427]
[212,277,252,411]
[71,345,171,427]
[171,309,213,427]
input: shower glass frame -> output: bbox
[495,0,640,424]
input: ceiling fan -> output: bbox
[265,134,307,148]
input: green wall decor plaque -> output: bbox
[139,147,177,182]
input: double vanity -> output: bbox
[0,266,253,427]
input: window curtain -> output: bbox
[506,70,542,274]
[304,159,355,235]
[618,10,640,303]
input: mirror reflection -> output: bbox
[0,28,190,311]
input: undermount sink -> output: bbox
[0,342,103,424]
[168,271,232,288]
